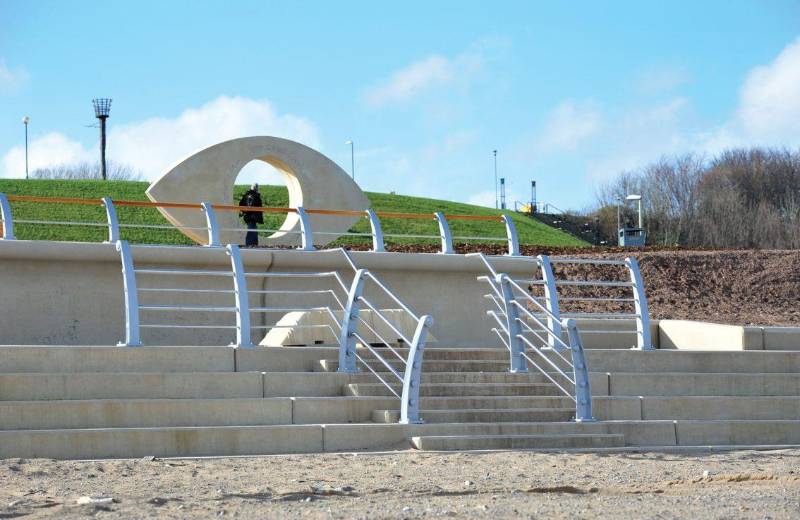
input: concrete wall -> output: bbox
[659,320,800,351]
[0,241,543,347]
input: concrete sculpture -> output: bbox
[146,136,369,246]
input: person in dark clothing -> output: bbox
[239,183,263,247]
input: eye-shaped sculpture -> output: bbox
[146,136,369,246]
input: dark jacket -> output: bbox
[239,190,264,225]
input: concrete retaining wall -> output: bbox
[659,320,800,351]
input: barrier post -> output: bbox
[538,255,562,347]
[338,269,367,373]
[563,318,594,421]
[497,274,528,373]
[365,209,385,252]
[400,315,433,424]
[0,193,15,240]
[115,240,141,346]
[625,256,653,350]
[101,197,120,243]
[295,207,315,251]
[201,201,221,247]
[502,214,520,256]
[434,212,454,254]
[226,244,254,348]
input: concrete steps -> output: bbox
[346,383,564,397]
[609,372,800,396]
[317,359,510,373]
[3,346,800,457]
[412,433,626,450]
[373,408,576,423]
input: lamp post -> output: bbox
[22,116,29,179]
[92,98,112,180]
[493,150,498,209]
[345,140,355,180]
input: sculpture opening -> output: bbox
[146,136,370,247]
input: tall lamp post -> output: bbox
[493,150,498,209]
[345,140,355,180]
[22,116,30,179]
[92,98,112,180]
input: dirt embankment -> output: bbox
[348,244,800,326]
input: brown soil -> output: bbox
[2,449,799,519]
[349,245,800,327]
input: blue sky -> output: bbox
[1,0,799,210]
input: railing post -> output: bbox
[562,318,594,422]
[115,240,141,346]
[502,214,520,256]
[201,201,221,247]
[365,209,385,252]
[434,212,454,254]
[226,244,254,348]
[538,255,562,347]
[101,197,120,243]
[338,268,367,373]
[295,206,315,251]
[497,274,528,373]
[625,256,652,350]
[0,193,15,240]
[400,315,433,424]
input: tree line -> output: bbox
[592,148,800,248]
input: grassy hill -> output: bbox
[0,179,587,247]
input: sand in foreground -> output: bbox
[1,448,799,518]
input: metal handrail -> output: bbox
[544,256,652,350]
[0,192,521,255]
[474,259,593,421]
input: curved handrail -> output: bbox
[0,192,517,255]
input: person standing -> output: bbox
[239,183,263,247]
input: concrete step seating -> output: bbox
[2,346,800,458]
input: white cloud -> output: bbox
[635,64,690,94]
[364,55,454,107]
[733,36,800,143]
[362,38,508,108]
[1,96,320,182]
[0,59,28,93]
[1,133,92,179]
[535,100,602,152]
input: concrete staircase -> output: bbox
[3,346,800,458]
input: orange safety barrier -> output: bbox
[4,194,505,221]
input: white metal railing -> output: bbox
[475,267,594,421]
[0,193,522,256]
[548,257,652,350]
[469,252,652,351]
[114,240,431,424]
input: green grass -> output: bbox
[0,179,587,247]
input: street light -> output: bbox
[92,98,112,180]
[22,116,30,180]
[493,150,498,209]
[345,140,355,180]
[626,194,643,228]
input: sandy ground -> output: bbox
[1,448,799,519]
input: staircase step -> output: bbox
[412,433,625,451]
[0,398,294,430]
[0,425,325,459]
[373,408,575,423]
[0,346,234,373]
[0,372,263,401]
[346,383,564,397]
[358,348,508,361]
[417,397,574,410]
[610,372,800,397]
[318,359,511,373]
